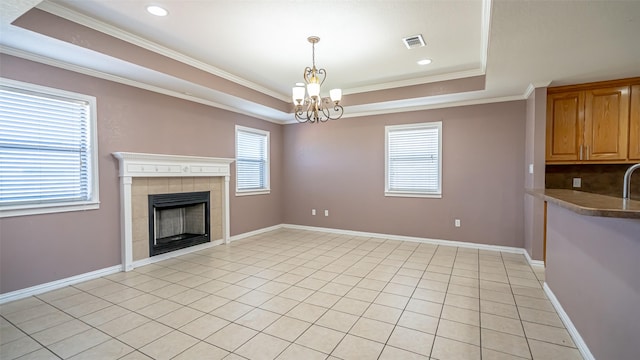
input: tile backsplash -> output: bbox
[546,164,640,201]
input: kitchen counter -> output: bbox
[526,188,640,219]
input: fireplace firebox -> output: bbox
[148,191,210,256]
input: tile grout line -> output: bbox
[2,229,579,360]
[373,240,434,359]
[221,233,392,359]
[477,247,483,360]
[501,251,534,360]
[0,313,63,360]
[426,245,457,360]
[326,236,414,359]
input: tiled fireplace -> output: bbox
[113,152,234,271]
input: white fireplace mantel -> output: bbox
[113,152,234,271]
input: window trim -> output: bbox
[235,125,270,196]
[385,121,442,198]
[0,78,100,218]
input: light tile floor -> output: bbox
[0,229,584,360]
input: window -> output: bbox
[235,125,270,195]
[385,121,442,198]
[0,78,99,217]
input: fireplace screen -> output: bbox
[148,191,210,256]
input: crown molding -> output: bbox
[346,0,490,95]
[0,45,290,124]
[524,81,552,99]
[36,0,291,103]
[35,1,493,102]
[480,0,492,74]
[3,44,538,126]
[350,94,526,117]
[344,68,486,95]
[0,0,40,26]
[281,93,526,125]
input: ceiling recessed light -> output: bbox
[417,59,432,65]
[147,5,168,17]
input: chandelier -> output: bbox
[292,36,343,123]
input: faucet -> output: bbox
[623,163,640,200]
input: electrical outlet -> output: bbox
[572,178,582,188]
[312,209,316,216]
[324,210,329,217]
[455,219,461,227]
[528,164,534,174]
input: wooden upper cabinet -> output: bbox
[583,86,629,161]
[546,77,640,164]
[546,91,583,161]
[630,85,640,160]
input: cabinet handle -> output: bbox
[579,145,583,160]
[586,145,589,160]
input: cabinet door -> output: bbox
[584,86,629,161]
[546,91,583,162]
[629,85,640,160]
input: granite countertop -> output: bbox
[526,189,640,219]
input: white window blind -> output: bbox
[0,79,98,215]
[236,126,269,194]
[386,122,442,197]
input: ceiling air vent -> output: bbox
[402,34,426,49]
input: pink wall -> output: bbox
[546,203,640,360]
[0,54,284,293]
[282,101,526,248]
[524,87,547,260]
[524,87,547,190]
[0,54,528,295]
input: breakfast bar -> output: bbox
[527,189,640,360]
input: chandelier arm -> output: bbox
[303,67,313,84]
[328,104,344,120]
[319,106,331,122]
[316,68,326,86]
[321,101,344,121]
[295,99,313,123]
[294,107,308,123]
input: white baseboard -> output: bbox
[1,223,543,305]
[543,283,595,360]
[229,224,284,242]
[0,265,121,304]
[0,226,276,304]
[0,238,228,304]
[282,224,542,266]
[523,248,545,268]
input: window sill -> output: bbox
[385,191,442,199]
[0,201,100,218]
[235,190,271,197]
